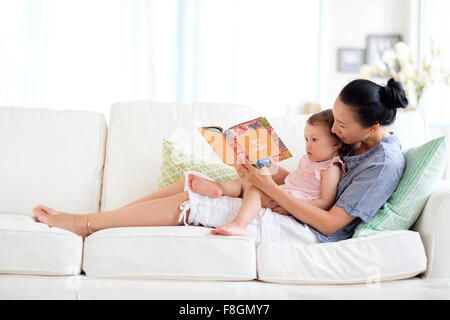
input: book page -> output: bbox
[196,127,237,165]
[235,128,279,163]
[224,117,292,167]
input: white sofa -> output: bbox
[0,102,449,300]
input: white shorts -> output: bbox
[178,170,320,246]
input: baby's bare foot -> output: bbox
[210,222,247,236]
[33,204,90,239]
[188,174,223,198]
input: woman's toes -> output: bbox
[33,207,53,226]
[33,207,45,217]
[37,204,59,215]
[36,213,50,225]
[32,209,40,222]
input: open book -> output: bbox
[196,116,293,168]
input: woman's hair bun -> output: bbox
[339,78,407,127]
[383,78,409,109]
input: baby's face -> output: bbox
[304,124,338,162]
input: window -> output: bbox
[0,0,321,119]
[420,0,450,124]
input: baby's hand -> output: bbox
[272,205,290,216]
[268,200,279,209]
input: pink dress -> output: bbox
[279,155,346,201]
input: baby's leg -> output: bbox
[211,185,262,236]
[258,189,279,209]
[188,174,249,198]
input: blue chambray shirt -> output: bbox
[308,133,406,242]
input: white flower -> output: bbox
[422,55,432,70]
[373,61,388,75]
[394,41,411,61]
[402,64,416,79]
[397,71,408,84]
[382,50,396,65]
[418,72,432,88]
[358,39,450,105]
[359,64,374,78]
[430,38,442,55]
[428,62,440,80]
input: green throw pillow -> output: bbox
[353,136,447,238]
[156,138,239,191]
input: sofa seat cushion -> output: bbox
[82,225,256,280]
[257,230,427,284]
[0,214,83,276]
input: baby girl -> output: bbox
[187,109,347,236]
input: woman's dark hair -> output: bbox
[338,78,408,127]
[307,109,352,156]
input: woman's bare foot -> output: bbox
[188,174,223,198]
[32,204,90,239]
[210,222,247,236]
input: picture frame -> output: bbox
[337,48,365,72]
[365,34,402,65]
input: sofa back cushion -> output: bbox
[101,102,253,211]
[0,106,107,216]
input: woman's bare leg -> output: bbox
[211,185,262,236]
[120,174,187,208]
[33,191,190,239]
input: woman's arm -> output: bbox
[236,162,355,236]
[260,183,356,236]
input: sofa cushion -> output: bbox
[353,136,447,237]
[0,106,107,216]
[82,225,256,280]
[156,138,238,190]
[0,214,83,276]
[412,179,450,280]
[256,230,427,284]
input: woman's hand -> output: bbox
[234,160,277,190]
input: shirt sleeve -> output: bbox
[335,155,403,222]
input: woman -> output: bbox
[33,78,408,243]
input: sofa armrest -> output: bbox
[412,179,450,279]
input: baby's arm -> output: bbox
[266,162,290,186]
[308,164,342,210]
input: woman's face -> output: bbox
[331,97,371,145]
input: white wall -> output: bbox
[319,0,412,108]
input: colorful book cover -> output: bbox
[196,116,292,168]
